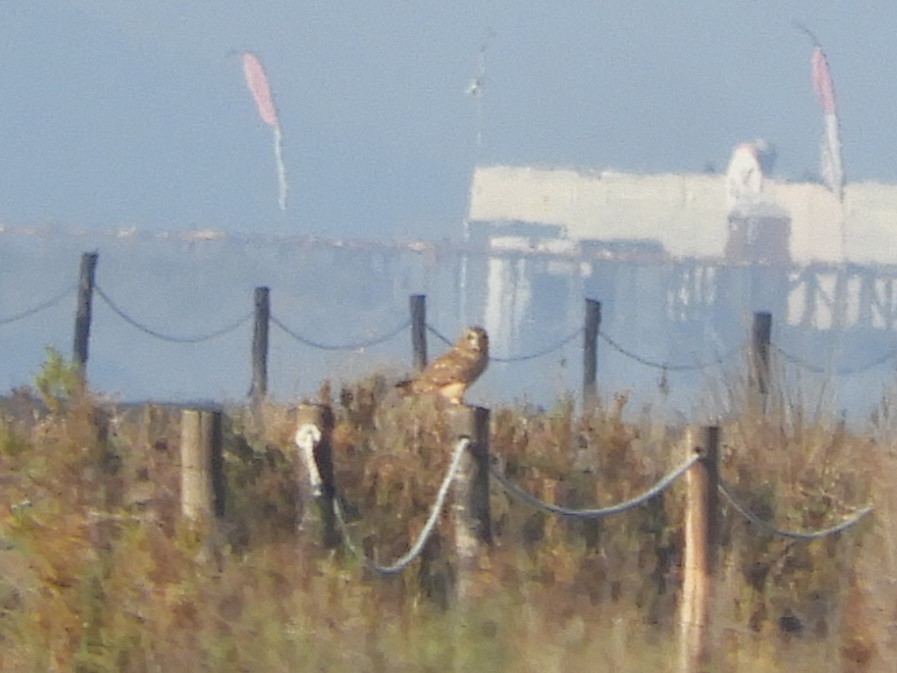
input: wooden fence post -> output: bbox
[751,311,772,404]
[73,251,99,374]
[679,425,720,673]
[250,286,270,401]
[180,407,225,526]
[583,298,602,405]
[294,403,339,548]
[410,294,427,372]
[449,405,492,602]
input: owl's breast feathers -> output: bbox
[396,326,488,404]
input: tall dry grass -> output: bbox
[0,361,887,672]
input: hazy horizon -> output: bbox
[3,3,895,240]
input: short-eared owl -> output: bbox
[397,326,488,404]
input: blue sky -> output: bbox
[2,2,894,239]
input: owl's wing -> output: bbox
[419,349,475,388]
[395,353,463,395]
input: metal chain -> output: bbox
[718,479,872,539]
[332,437,470,575]
[491,329,583,363]
[775,343,897,377]
[0,284,76,327]
[599,330,740,372]
[272,314,410,351]
[426,324,582,363]
[490,452,701,519]
[96,284,252,343]
[425,324,454,346]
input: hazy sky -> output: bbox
[3,2,894,240]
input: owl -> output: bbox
[397,326,489,405]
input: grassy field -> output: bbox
[0,358,888,672]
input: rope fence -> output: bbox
[490,452,701,518]
[489,453,869,539]
[330,437,470,575]
[279,407,873,673]
[286,408,872,586]
[717,479,872,540]
[141,399,875,671]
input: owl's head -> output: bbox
[460,326,489,355]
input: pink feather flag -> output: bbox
[241,51,280,129]
[797,24,844,202]
[239,50,288,210]
[811,47,837,115]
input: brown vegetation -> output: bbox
[0,363,887,672]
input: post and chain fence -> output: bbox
[271,314,411,352]
[95,284,253,344]
[0,284,77,328]
[2,252,895,408]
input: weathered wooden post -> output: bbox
[410,294,427,372]
[448,405,492,602]
[250,286,270,401]
[73,251,99,375]
[679,425,720,673]
[583,298,602,405]
[751,311,772,405]
[293,403,340,548]
[180,407,225,527]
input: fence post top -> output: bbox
[179,401,224,414]
[447,404,491,427]
[451,403,489,414]
[295,402,334,430]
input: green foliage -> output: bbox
[0,419,29,457]
[32,345,81,412]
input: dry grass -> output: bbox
[0,366,888,672]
